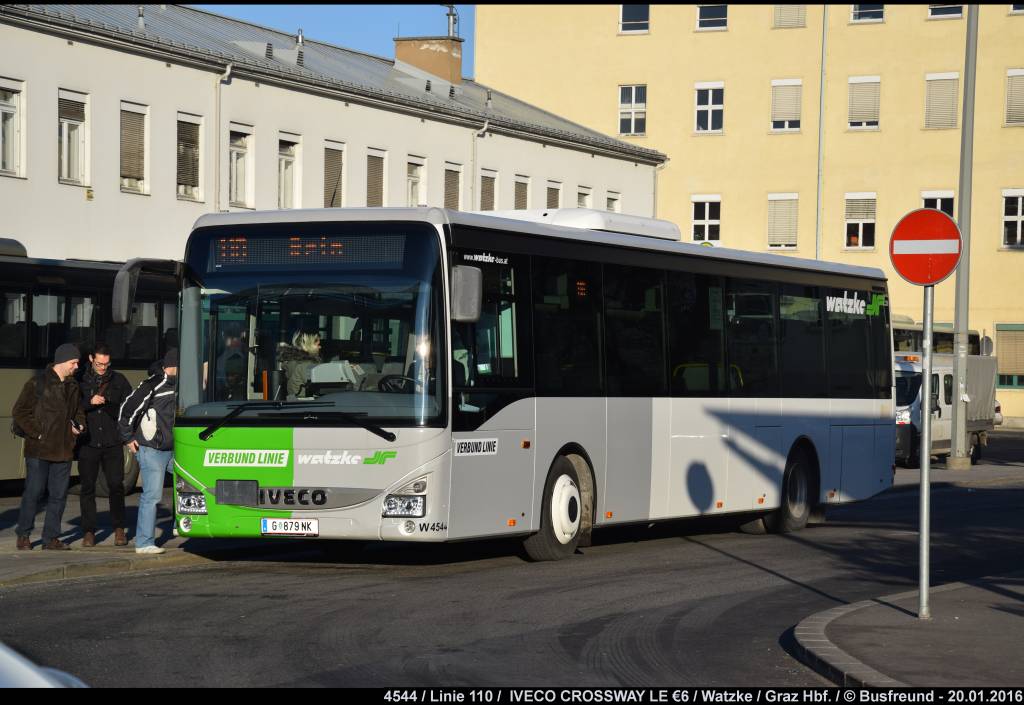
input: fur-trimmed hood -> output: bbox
[278,345,320,364]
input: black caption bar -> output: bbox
[371,689,1024,705]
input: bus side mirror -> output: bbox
[112,258,183,324]
[451,265,482,323]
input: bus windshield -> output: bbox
[177,222,445,427]
[895,370,922,407]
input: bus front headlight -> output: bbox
[382,495,426,518]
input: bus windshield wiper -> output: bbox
[257,409,397,443]
[198,400,333,441]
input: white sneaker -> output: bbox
[135,545,166,555]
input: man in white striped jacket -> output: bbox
[118,349,178,555]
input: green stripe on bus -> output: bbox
[174,426,294,537]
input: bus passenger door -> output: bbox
[448,250,536,540]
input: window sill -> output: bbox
[923,125,958,130]
[0,172,26,180]
[619,133,647,138]
[58,179,88,188]
[769,129,802,135]
[849,19,885,25]
[617,30,650,36]
[843,247,876,252]
[229,203,255,210]
[693,130,725,136]
[120,188,150,196]
[1004,123,1024,128]
[847,127,881,132]
[767,246,798,251]
[998,247,1024,251]
[695,26,728,32]
[177,195,205,204]
[926,15,963,21]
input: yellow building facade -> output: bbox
[476,4,1024,417]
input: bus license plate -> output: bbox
[260,518,319,536]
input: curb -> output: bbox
[792,582,966,687]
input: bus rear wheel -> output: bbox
[765,450,812,534]
[523,457,582,561]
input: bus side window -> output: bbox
[666,272,726,396]
[0,292,28,361]
[533,256,601,395]
[944,374,953,406]
[603,264,666,397]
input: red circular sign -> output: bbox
[889,208,963,286]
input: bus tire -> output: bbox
[765,450,812,534]
[523,456,582,561]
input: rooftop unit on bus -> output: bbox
[478,208,682,241]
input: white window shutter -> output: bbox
[768,199,798,247]
[996,329,1024,375]
[481,175,495,211]
[1007,74,1024,125]
[925,78,959,129]
[773,5,806,28]
[772,84,802,122]
[845,197,877,220]
[848,81,881,123]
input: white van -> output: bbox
[894,352,998,467]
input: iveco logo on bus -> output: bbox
[258,488,328,506]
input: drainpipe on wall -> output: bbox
[470,120,490,210]
[814,6,828,260]
[214,63,233,212]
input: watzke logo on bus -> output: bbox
[296,450,397,465]
[825,291,886,317]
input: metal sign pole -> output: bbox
[920,285,934,620]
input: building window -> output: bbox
[844,193,876,248]
[996,325,1024,388]
[771,80,802,131]
[848,77,880,129]
[119,102,147,193]
[607,192,621,212]
[278,136,298,209]
[620,5,650,32]
[851,4,884,22]
[922,191,954,217]
[0,82,21,176]
[444,163,462,210]
[773,5,807,28]
[619,85,647,135]
[696,84,725,132]
[324,141,344,208]
[577,186,593,209]
[406,159,423,207]
[697,5,728,29]
[692,196,721,243]
[1012,4,1024,14]
[768,194,798,248]
[1005,190,1024,248]
[1007,70,1024,126]
[228,126,251,208]
[176,113,201,201]
[928,4,963,18]
[514,176,529,210]
[367,150,386,207]
[925,73,959,129]
[546,181,561,209]
[58,89,87,185]
[480,169,497,211]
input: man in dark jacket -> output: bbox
[14,343,87,551]
[77,343,132,547]
[118,348,177,555]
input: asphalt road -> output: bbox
[2,432,1023,688]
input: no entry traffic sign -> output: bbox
[889,208,963,286]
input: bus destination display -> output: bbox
[213,234,405,268]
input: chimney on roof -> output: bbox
[486,89,492,110]
[137,5,145,32]
[393,5,462,85]
[297,29,304,46]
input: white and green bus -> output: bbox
[115,208,895,560]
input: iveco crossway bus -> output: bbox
[113,208,895,560]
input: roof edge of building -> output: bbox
[0,4,667,165]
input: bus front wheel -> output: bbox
[523,457,582,561]
[765,451,812,534]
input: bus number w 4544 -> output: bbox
[418,522,447,533]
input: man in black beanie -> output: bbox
[13,343,87,550]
